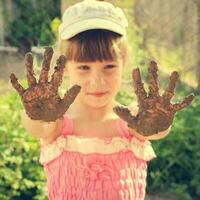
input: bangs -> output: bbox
[59,29,127,62]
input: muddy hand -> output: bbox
[113,61,194,136]
[10,47,81,122]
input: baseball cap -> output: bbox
[59,0,128,40]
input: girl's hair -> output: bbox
[56,29,129,67]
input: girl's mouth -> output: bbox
[88,91,108,97]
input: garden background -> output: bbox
[0,0,200,199]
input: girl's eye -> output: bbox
[105,65,117,69]
[78,66,90,70]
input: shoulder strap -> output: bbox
[61,114,74,136]
[116,118,131,138]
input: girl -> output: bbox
[10,0,194,199]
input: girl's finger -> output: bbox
[132,68,148,102]
[148,61,160,98]
[49,55,66,93]
[10,73,25,96]
[172,94,195,112]
[162,71,179,103]
[61,84,81,109]
[25,52,37,87]
[113,106,137,128]
[39,47,53,84]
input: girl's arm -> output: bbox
[21,109,64,145]
[10,47,81,145]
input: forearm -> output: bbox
[21,109,63,140]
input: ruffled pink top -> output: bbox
[40,114,156,200]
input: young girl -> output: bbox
[10,0,194,199]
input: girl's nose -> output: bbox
[89,72,106,85]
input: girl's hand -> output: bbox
[10,47,81,122]
[113,61,194,136]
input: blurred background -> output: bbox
[0,0,199,199]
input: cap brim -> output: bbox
[59,18,126,40]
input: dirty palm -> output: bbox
[10,47,81,122]
[10,47,194,136]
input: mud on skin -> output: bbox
[10,47,81,122]
[113,61,194,136]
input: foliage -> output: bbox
[0,85,47,200]
[115,89,135,106]
[146,43,197,89]
[6,0,61,53]
[147,93,200,199]
[0,0,199,198]
[50,17,61,40]
[0,80,199,199]
[117,1,149,83]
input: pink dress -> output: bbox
[40,114,156,200]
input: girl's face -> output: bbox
[65,59,124,108]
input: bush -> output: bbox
[0,78,199,199]
[6,0,61,53]
[147,93,200,199]
[0,85,47,200]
